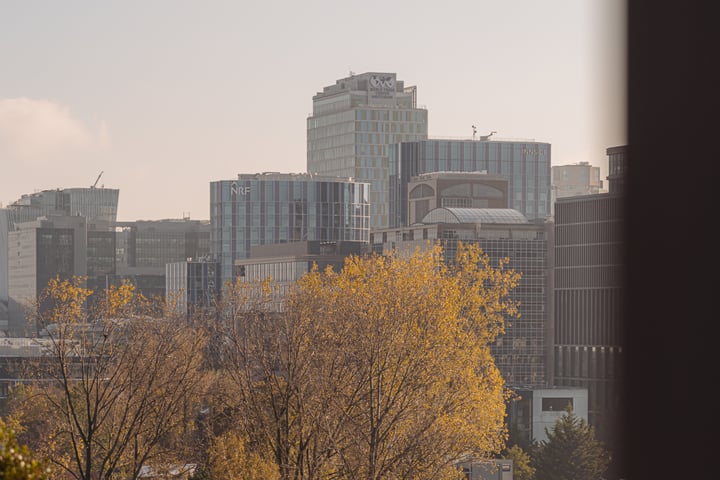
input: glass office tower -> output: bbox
[210,173,370,288]
[389,139,552,226]
[6,187,119,226]
[307,72,428,229]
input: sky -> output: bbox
[0,0,626,222]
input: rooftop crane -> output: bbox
[92,171,104,188]
[480,131,497,141]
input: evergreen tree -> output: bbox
[533,407,610,480]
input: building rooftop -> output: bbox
[421,207,529,225]
[235,172,358,183]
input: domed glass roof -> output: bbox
[421,207,529,225]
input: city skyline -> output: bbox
[0,0,626,221]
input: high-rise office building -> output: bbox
[6,187,119,227]
[0,209,10,330]
[7,215,88,335]
[552,161,604,199]
[307,72,428,229]
[605,145,627,195]
[210,173,370,288]
[111,219,211,300]
[552,145,626,472]
[1,187,120,332]
[389,139,552,226]
[166,259,220,318]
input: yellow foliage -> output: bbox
[285,243,519,479]
[12,277,209,480]
[214,243,520,480]
[36,276,92,325]
[208,431,279,480]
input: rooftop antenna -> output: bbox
[472,125,477,140]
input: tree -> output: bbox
[293,243,519,480]
[532,407,610,480]
[212,278,330,480]
[8,276,208,480]
[504,444,535,480]
[0,418,49,479]
[207,431,280,480]
[216,243,520,480]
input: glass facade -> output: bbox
[389,139,552,226]
[35,227,76,293]
[210,173,370,287]
[166,260,220,317]
[112,219,211,300]
[307,72,428,229]
[606,145,627,194]
[6,187,119,227]
[86,230,116,299]
[114,220,210,270]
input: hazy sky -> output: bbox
[0,0,626,221]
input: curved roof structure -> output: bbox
[420,207,529,225]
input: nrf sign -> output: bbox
[230,183,251,196]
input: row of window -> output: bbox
[554,220,623,245]
[212,182,370,203]
[554,345,622,381]
[555,243,624,267]
[354,109,427,122]
[555,288,624,345]
[554,264,624,289]
[555,196,624,223]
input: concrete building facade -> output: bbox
[552,145,626,466]
[551,161,604,199]
[7,215,88,335]
[507,387,589,445]
[405,171,510,226]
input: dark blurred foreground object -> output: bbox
[625,1,720,479]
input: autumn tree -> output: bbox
[206,430,280,480]
[532,407,610,480]
[294,243,519,480]
[216,243,520,480]
[7,276,208,480]
[210,278,330,480]
[0,418,49,479]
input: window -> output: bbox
[542,397,573,412]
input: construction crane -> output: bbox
[480,131,497,141]
[92,171,104,188]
